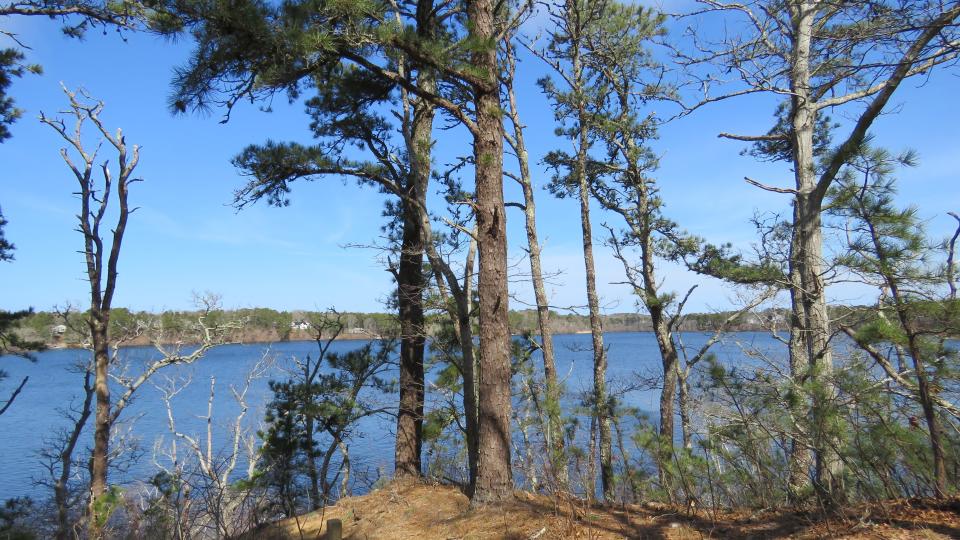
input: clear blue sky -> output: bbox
[1,5,958,315]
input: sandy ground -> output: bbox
[243,480,960,539]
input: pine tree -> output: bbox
[831,145,960,498]
[536,0,618,500]
[676,0,960,504]
[260,334,395,514]
[165,0,519,503]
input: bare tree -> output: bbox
[39,86,141,536]
[30,299,236,538]
[152,352,274,538]
[40,95,242,534]
[36,360,94,540]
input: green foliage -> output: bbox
[236,307,294,339]
[0,206,15,261]
[831,356,944,499]
[259,337,395,514]
[684,242,785,285]
[91,485,124,529]
[539,1,662,199]
[162,0,414,117]
[0,49,34,144]
[826,144,960,496]
[629,417,712,504]
[0,308,46,361]
[746,101,838,164]
[0,497,36,540]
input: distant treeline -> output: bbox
[13,308,400,348]
[13,305,907,348]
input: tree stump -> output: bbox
[326,518,343,540]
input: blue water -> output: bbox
[0,331,784,501]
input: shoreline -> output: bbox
[37,329,780,352]
[42,332,383,351]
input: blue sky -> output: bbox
[1,6,958,315]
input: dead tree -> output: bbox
[154,352,274,538]
[40,86,141,536]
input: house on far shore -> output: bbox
[52,324,67,335]
[290,320,311,330]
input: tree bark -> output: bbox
[786,221,813,502]
[651,306,678,490]
[394,212,427,478]
[521,169,566,490]
[55,369,94,540]
[88,318,111,532]
[786,2,839,504]
[790,193,842,503]
[563,2,613,499]
[577,141,613,501]
[901,302,947,497]
[468,0,513,506]
[394,36,434,477]
[677,364,691,452]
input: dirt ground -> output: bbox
[245,480,960,539]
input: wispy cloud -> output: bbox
[136,207,304,251]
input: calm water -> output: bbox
[0,331,783,501]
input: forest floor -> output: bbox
[246,479,960,539]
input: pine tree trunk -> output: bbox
[469,0,513,506]
[787,242,813,502]
[306,414,322,508]
[796,201,842,503]
[523,176,566,489]
[651,308,678,495]
[395,231,426,477]
[787,2,840,504]
[633,182,682,496]
[578,159,613,501]
[506,70,566,489]
[461,236,480,492]
[394,58,434,478]
[565,9,613,499]
[907,333,947,497]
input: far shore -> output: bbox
[43,332,382,351]
[37,328,780,352]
